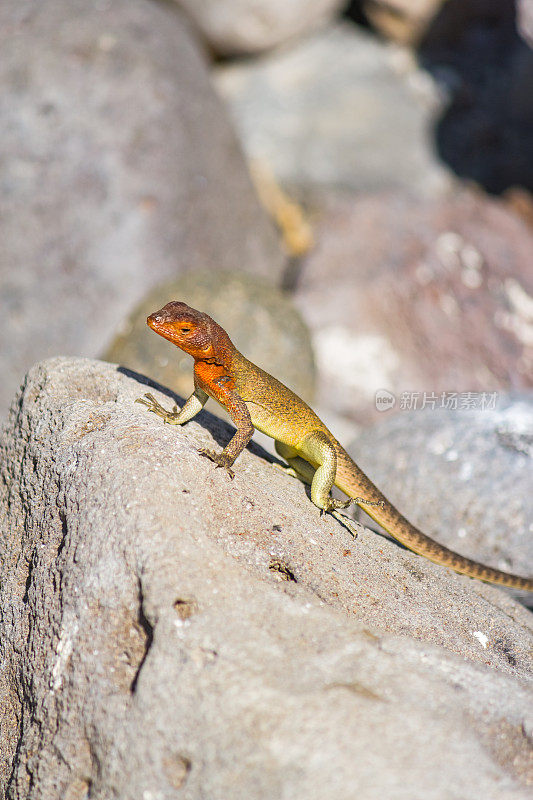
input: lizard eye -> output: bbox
[180,327,191,334]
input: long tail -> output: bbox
[335,447,533,591]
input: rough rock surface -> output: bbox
[103,269,316,409]
[349,398,533,600]
[0,0,284,418]
[215,23,453,196]
[294,189,533,422]
[1,357,532,799]
[175,0,345,55]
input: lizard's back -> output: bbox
[231,350,330,450]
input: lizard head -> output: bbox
[147,301,230,361]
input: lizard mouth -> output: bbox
[147,312,161,328]
[147,312,165,332]
[146,312,176,343]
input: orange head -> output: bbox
[147,302,232,362]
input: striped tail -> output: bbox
[335,447,533,591]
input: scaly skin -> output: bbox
[136,301,533,592]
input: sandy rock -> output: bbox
[1,357,532,798]
[103,270,316,410]
[215,23,453,196]
[0,0,284,418]
[349,397,533,603]
[293,189,533,423]
[175,0,345,55]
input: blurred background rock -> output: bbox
[1,0,531,431]
[2,3,533,792]
[0,0,285,416]
[174,0,347,55]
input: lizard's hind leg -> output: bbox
[274,441,315,484]
[277,434,350,512]
[297,432,352,513]
[277,435,361,539]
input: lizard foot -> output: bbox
[273,463,299,479]
[322,496,353,513]
[135,392,181,424]
[330,510,361,540]
[198,448,235,479]
[353,497,386,510]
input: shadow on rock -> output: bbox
[119,365,277,463]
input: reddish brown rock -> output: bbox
[295,189,533,422]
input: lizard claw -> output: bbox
[353,497,386,510]
[331,510,360,541]
[197,448,235,479]
[135,392,154,408]
[273,462,299,479]
[323,497,353,513]
[135,393,181,424]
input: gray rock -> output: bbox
[175,0,345,55]
[0,0,284,418]
[103,269,316,410]
[1,357,533,798]
[348,397,533,597]
[214,23,454,196]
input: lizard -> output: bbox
[135,301,533,592]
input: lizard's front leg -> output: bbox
[135,388,208,425]
[196,375,254,479]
